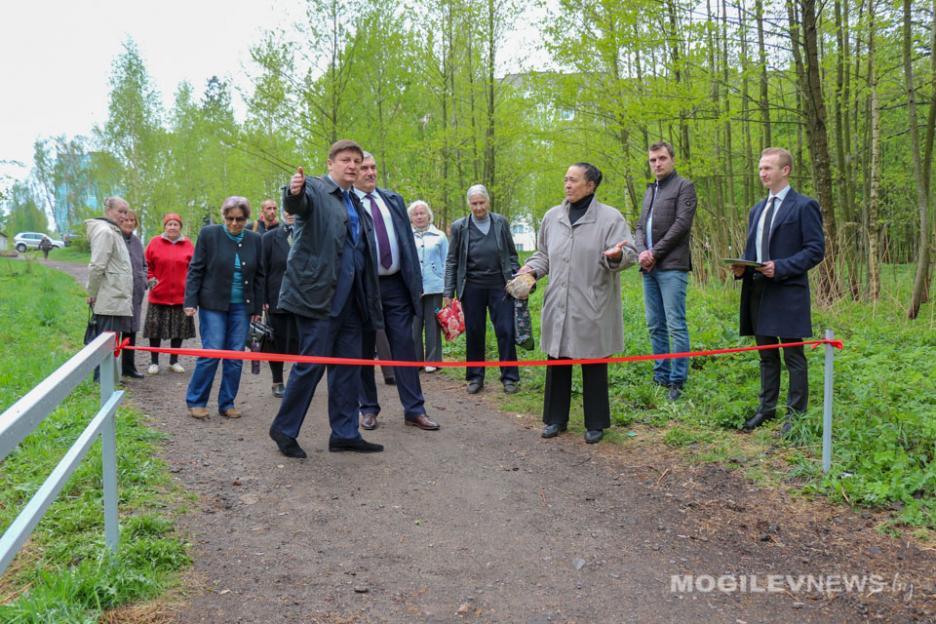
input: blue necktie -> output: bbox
[343,190,359,243]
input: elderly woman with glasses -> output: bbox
[183,197,265,419]
[444,184,520,394]
[409,200,448,372]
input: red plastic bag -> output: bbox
[436,298,465,342]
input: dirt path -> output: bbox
[50,260,934,623]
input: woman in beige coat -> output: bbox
[85,196,134,339]
[518,163,637,443]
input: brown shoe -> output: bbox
[405,414,440,431]
[189,407,209,420]
[360,413,378,430]
[219,407,241,419]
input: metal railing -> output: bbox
[0,332,124,576]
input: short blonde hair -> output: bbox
[761,147,793,172]
[407,200,433,223]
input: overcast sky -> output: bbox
[0,1,546,189]
[0,0,297,184]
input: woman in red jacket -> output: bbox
[143,213,196,374]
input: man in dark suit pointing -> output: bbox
[355,152,439,431]
[732,147,825,434]
[268,140,385,458]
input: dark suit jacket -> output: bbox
[371,187,423,317]
[634,170,697,271]
[261,225,291,312]
[280,175,383,329]
[739,188,825,337]
[184,224,265,315]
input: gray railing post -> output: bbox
[821,329,835,474]
[0,333,125,576]
[99,335,120,552]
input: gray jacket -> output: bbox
[634,171,697,272]
[279,175,384,328]
[124,233,147,331]
[525,198,637,358]
[85,217,133,317]
[444,212,519,299]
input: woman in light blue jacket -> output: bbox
[409,200,449,372]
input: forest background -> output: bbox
[1,0,934,314]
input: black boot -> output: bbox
[122,345,143,378]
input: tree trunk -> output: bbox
[738,0,755,209]
[904,0,933,318]
[788,0,841,301]
[483,0,497,198]
[756,0,772,148]
[866,0,882,301]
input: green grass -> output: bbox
[0,258,188,622]
[442,262,935,530]
[4,247,90,265]
[41,246,91,265]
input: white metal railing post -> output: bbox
[99,334,120,552]
[821,329,835,474]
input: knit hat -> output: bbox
[163,213,183,227]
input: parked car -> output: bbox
[13,232,65,253]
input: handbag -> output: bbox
[513,298,535,351]
[436,298,465,342]
[83,304,98,345]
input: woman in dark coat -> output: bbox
[120,210,147,378]
[443,184,520,395]
[184,197,265,419]
[261,211,300,398]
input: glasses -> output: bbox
[224,216,247,223]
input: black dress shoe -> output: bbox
[122,369,145,379]
[667,385,682,401]
[360,412,378,430]
[271,383,285,398]
[502,380,519,394]
[329,437,384,453]
[467,381,483,394]
[542,423,568,438]
[269,427,307,458]
[742,411,776,432]
[585,429,604,444]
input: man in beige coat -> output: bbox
[85,197,134,346]
[518,163,637,444]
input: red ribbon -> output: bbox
[114,337,844,368]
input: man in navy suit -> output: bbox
[268,140,386,458]
[354,152,439,431]
[732,147,825,434]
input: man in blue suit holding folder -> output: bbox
[732,148,825,434]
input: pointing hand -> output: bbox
[290,167,305,196]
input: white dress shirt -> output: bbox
[756,184,790,263]
[354,187,401,275]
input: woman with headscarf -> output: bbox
[409,200,448,372]
[143,212,196,374]
[443,184,520,394]
[119,210,147,378]
[516,162,637,444]
[183,197,265,420]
